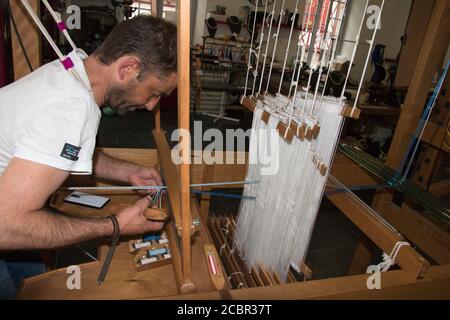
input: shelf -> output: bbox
[202,36,253,48]
[200,57,248,65]
[215,20,302,31]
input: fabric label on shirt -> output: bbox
[60,143,81,161]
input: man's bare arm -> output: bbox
[93,151,162,187]
[0,158,163,250]
[93,150,140,183]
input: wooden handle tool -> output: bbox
[110,204,168,222]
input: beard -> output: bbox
[106,84,142,115]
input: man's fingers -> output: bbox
[150,168,163,186]
[145,221,165,232]
[135,196,152,211]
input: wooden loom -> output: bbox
[15,0,450,299]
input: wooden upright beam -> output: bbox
[151,0,158,15]
[153,131,198,237]
[327,177,430,279]
[9,0,41,80]
[347,235,376,275]
[385,0,450,170]
[177,0,194,294]
[151,0,161,132]
[366,0,450,273]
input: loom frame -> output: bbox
[349,0,450,274]
[13,0,450,300]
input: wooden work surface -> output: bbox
[19,242,179,300]
[50,191,141,219]
[19,195,217,300]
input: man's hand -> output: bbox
[116,196,165,235]
[128,166,163,194]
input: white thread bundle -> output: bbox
[235,0,382,282]
[235,97,345,281]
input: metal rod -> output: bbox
[63,180,259,191]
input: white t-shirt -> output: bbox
[0,49,101,176]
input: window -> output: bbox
[301,0,347,58]
[131,0,177,19]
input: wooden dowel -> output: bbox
[165,221,184,291]
[154,131,196,236]
[271,271,281,285]
[257,264,275,286]
[151,0,161,132]
[217,216,256,287]
[299,262,313,280]
[342,105,361,119]
[287,270,296,283]
[250,267,265,286]
[177,0,194,294]
[208,218,241,288]
[212,218,248,288]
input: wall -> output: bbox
[194,0,413,85]
[67,0,124,22]
[339,0,412,83]
[194,0,306,64]
[193,0,209,45]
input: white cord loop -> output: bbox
[375,241,410,272]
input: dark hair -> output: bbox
[93,15,177,80]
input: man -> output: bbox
[0,15,177,298]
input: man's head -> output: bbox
[93,15,177,115]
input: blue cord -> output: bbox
[394,59,450,181]
[191,190,256,200]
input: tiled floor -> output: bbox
[55,106,370,281]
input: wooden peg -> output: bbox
[261,111,271,124]
[277,122,294,142]
[289,121,298,135]
[341,105,361,119]
[300,262,313,280]
[313,124,321,139]
[319,163,328,176]
[296,123,306,140]
[305,126,314,140]
[240,96,256,112]
[256,93,265,101]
